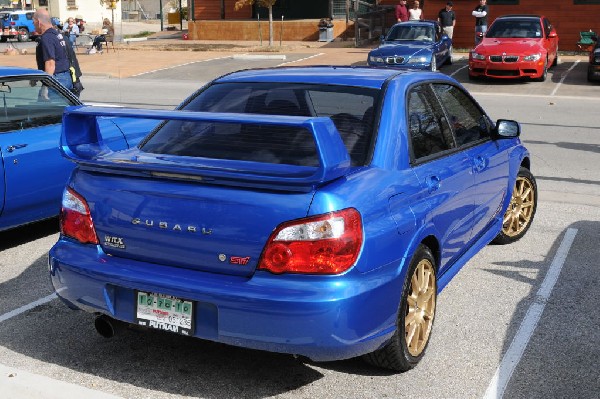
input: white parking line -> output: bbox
[483,228,578,399]
[0,289,64,324]
[450,65,468,77]
[130,56,232,77]
[551,60,580,96]
[278,53,325,66]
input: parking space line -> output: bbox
[0,289,64,324]
[130,56,232,77]
[278,53,324,66]
[483,228,578,399]
[450,65,468,77]
[551,60,580,96]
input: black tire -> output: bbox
[445,46,453,65]
[17,28,29,42]
[0,37,6,43]
[363,244,437,372]
[534,60,547,82]
[493,167,537,245]
[552,50,559,67]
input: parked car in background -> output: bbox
[1,10,37,42]
[587,35,600,82]
[0,67,154,231]
[469,14,559,81]
[368,21,452,71]
[49,66,537,372]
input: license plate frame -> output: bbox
[135,290,194,336]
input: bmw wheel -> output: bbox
[430,57,437,72]
[534,59,548,82]
[493,167,537,244]
[363,244,437,371]
[445,46,453,65]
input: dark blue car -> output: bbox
[49,66,536,372]
[368,21,453,71]
[0,67,154,232]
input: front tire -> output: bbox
[493,167,537,244]
[534,59,548,82]
[363,244,437,371]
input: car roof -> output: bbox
[214,66,444,89]
[10,10,33,14]
[496,15,542,20]
[0,66,48,77]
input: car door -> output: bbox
[407,83,476,271]
[0,77,76,228]
[431,83,509,242]
[434,25,450,66]
[542,17,558,62]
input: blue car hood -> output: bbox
[370,42,432,57]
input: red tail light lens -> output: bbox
[258,208,363,275]
[60,188,99,245]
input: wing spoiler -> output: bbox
[61,106,352,192]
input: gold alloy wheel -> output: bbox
[502,176,535,238]
[405,259,436,357]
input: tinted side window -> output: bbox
[407,84,454,160]
[432,84,490,147]
[0,78,74,133]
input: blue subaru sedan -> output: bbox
[368,21,453,71]
[49,67,536,371]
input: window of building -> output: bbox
[66,0,78,10]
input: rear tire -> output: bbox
[445,46,453,65]
[363,244,437,371]
[17,28,29,42]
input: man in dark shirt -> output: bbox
[438,2,456,39]
[472,0,489,46]
[396,0,409,22]
[33,8,73,96]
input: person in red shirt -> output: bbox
[396,0,409,22]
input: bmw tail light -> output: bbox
[258,208,363,275]
[60,188,99,245]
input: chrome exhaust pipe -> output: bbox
[94,315,119,338]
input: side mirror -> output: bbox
[380,34,385,44]
[493,119,520,138]
[548,31,558,38]
[476,32,484,38]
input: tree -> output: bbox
[235,0,278,47]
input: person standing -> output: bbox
[472,0,489,46]
[396,0,409,22]
[33,8,73,96]
[438,1,456,39]
[408,1,424,21]
[63,17,79,47]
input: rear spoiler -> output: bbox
[61,106,352,192]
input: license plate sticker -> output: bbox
[135,291,194,336]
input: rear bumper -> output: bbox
[49,240,403,361]
[469,59,544,79]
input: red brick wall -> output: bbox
[193,0,252,20]
[383,0,600,51]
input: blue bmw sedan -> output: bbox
[49,66,536,372]
[368,21,453,71]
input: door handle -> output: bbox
[427,175,441,193]
[7,144,28,152]
[473,156,486,172]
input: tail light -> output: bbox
[258,208,363,275]
[60,188,99,245]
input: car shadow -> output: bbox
[483,221,600,397]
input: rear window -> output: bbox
[140,82,379,166]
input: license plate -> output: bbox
[135,291,194,336]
